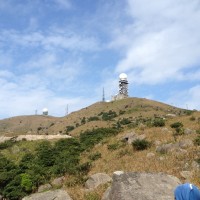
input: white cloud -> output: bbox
[112,0,200,85]
[166,85,200,110]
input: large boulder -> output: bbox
[85,173,112,189]
[22,189,72,200]
[102,171,181,200]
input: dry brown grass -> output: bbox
[1,97,200,199]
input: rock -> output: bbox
[154,140,161,146]
[184,128,196,134]
[146,152,155,158]
[37,183,52,192]
[166,113,176,118]
[156,143,178,154]
[178,139,193,149]
[180,171,192,180]
[191,161,200,170]
[22,189,72,200]
[102,172,181,200]
[123,132,146,144]
[51,177,65,187]
[85,173,112,190]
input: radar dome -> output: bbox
[119,73,127,80]
[42,108,48,115]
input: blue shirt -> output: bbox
[174,183,200,200]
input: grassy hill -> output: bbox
[0,97,186,136]
[0,97,200,200]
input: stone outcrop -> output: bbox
[37,183,52,192]
[85,173,112,190]
[102,171,181,200]
[156,139,193,154]
[51,176,65,187]
[22,189,72,200]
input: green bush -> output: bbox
[88,116,99,122]
[152,118,165,127]
[80,128,119,150]
[119,118,131,125]
[132,139,151,151]
[101,110,117,121]
[88,152,101,161]
[0,140,17,150]
[66,126,75,132]
[170,122,183,129]
[194,136,200,146]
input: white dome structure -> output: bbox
[42,108,48,115]
[119,73,128,80]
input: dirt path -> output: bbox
[0,134,72,143]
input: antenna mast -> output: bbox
[65,104,68,116]
[102,87,105,102]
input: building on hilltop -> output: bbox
[112,73,129,101]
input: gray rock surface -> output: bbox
[184,128,196,135]
[85,173,112,189]
[178,139,193,149]
[22,189,72,200]
[37,183,52,192]
[51,176,65,187]
[102,171,181,200]
[156,143,178,154]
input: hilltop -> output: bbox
[0,97,185,137]
[0,97,200,200]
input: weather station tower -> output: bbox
[119,73,128,97]
[112,73,129,101]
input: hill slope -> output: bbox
[0,97,200,200]
[0,97,185,137]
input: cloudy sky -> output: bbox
[0,0,200,119]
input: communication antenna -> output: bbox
[65,104,69,116]
[35,109,37,115]
[102,87,105,102]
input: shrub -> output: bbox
[81,117,86,124]
[194,136,200,146]
[80,128,119,150]
[107,143,119,151]
[0,140,17,150]
[66,126,75,132]
[152,118,165,127]
[88,116,99,122]
[119,118,131,125]
[88,152,101,161]
[190,116,196,121]
[132,139,151,151]
[170,122,183,129]
[101,110,117,121]
[119,110,125,115]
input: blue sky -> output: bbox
[0,0,200,119]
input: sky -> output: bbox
[0,0,200,119]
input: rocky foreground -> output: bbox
[22,172,181,200]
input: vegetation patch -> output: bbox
[132,139,151,151]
